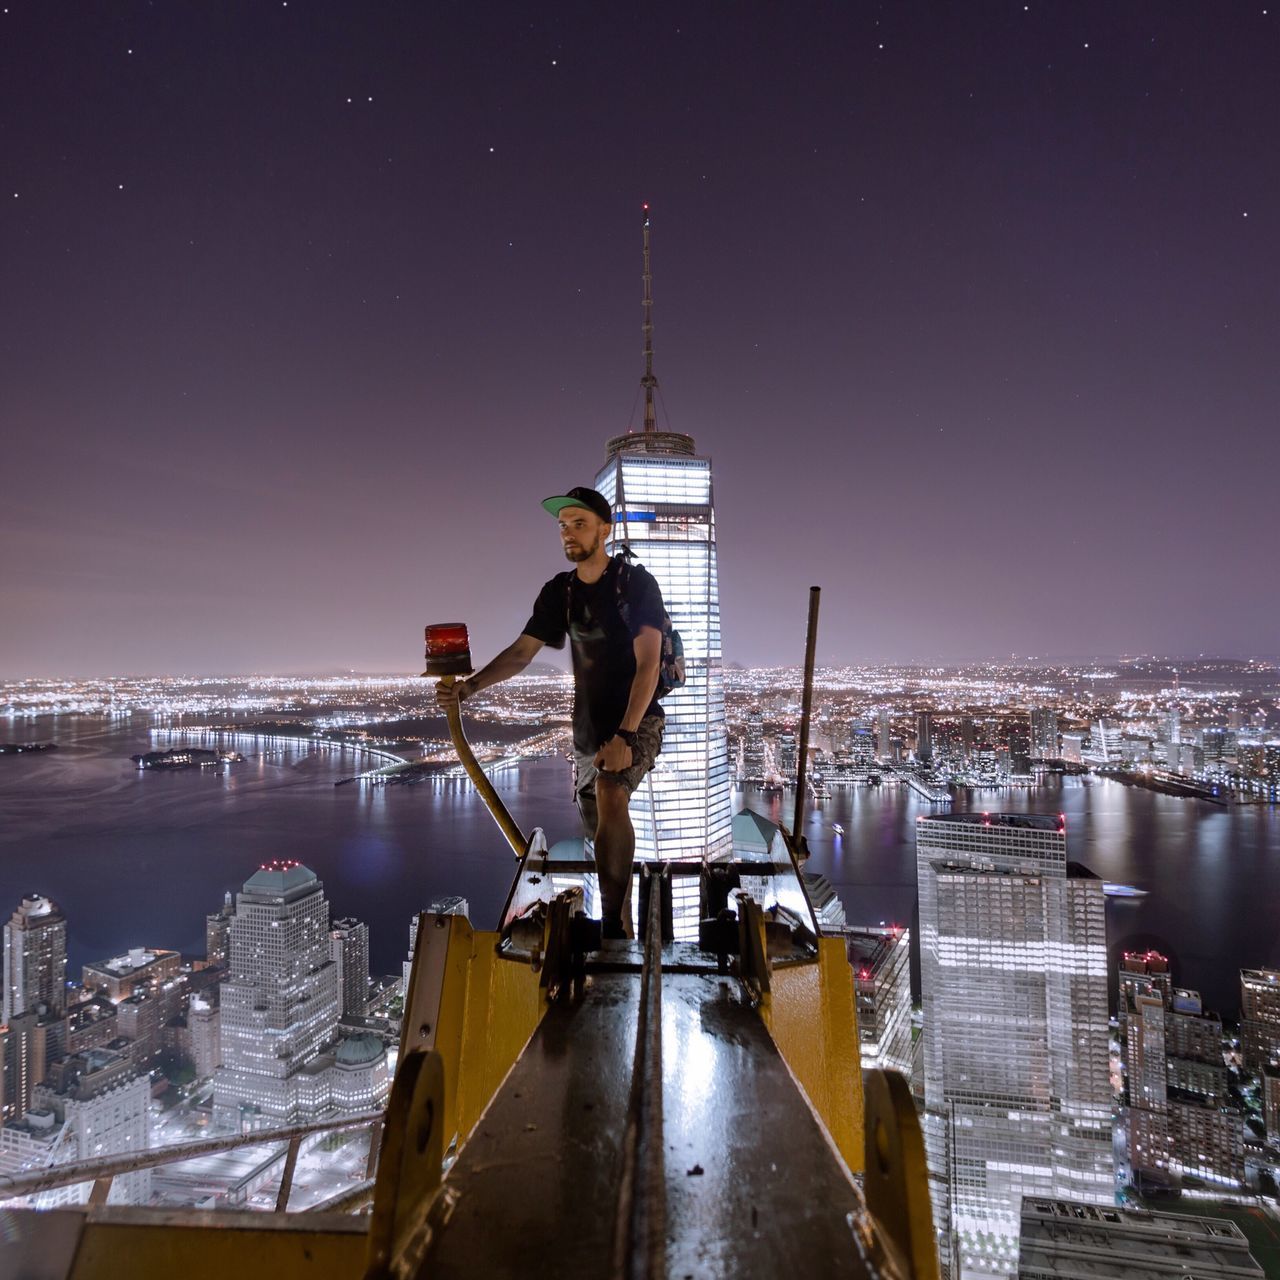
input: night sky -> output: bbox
[3,2,1277,677]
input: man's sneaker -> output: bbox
[601,915,627,941]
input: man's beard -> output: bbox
[563,536,600,562]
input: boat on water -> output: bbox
[832,823,845,835]
[1103,882,1149,899]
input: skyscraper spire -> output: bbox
[641,202,657,433]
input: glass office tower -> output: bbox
[593,209,733,935]
[595,431,734,926]
[916,813,1113,1279]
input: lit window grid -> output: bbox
[916,817,1114,1275]
[597,453,734,867]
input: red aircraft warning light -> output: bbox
[423,623,473,677]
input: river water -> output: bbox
[2,716,1277,1016]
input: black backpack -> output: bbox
[564,554,686,698]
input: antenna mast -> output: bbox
[641,202,657,433]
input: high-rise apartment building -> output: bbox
[1124,962,1242,1192]
[876,708,892,761]
[1118,951,1173,1025]
[329,918,370,1018]
[777,732,798,780]
[1125,989,1174,1188]
[1240,969,1280,1071]
[917,812,1113,1279]
[1263,1064,1280,1142]
[213,862,340,1130]
[184,994,221,1079]
[740,710,766,782]
[849,718,876,771]
[1,1010,60,1124]
[205,891,234,967]
[593,210,733,937]
[1029,707,1058,760]
[3,894,67,1023]
[915,712,933,764]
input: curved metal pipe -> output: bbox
[440,675,527,857]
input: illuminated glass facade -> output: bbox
[917,813,1113,1280]
[596,431,733,932]
[213,862,340,1130]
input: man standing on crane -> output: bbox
[435,485,665,939]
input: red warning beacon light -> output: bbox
[422,623,473,677]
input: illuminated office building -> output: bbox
[213,862,340,1130]
[877,708,892,761]
[917,813,1113,1279]
[916,712,933,764]
[594,209,733,937]
[1029,707,1058,760]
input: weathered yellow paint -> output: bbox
[65,1214,365,1279]
[454,930,547,1144]
[424,915,547,1154]
[863,1069,939,1280]
[760,937,865,1174]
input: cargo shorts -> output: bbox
[573,712,665,837]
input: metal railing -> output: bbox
[0,1109,384,1207]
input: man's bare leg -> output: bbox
[594,776,635,936]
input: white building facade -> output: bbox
[213,862,340,1130]
[917,813,1113,1280]
[595,433,734,884]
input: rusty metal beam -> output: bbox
[275,1135,302,1213]
[0,1111,384,1200]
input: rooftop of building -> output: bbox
[1019,1197,1261,1279]
[242,861,318,895]
[84,947,178,976]
[1240,968,1280,983]
[335,1033,385,1067]
[918,811,1065,832]
[731,808,781,851]
[10,894,63,922]
[605,429,697,458]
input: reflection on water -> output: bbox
[2,717,1277,1014]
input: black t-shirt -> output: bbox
[522,557,667,752]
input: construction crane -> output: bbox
[0,623,937,1279]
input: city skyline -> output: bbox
[3,4,1278,678]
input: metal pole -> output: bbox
[792,586,821,847]
[275,1134,302,1212]
[440,675,528,857]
